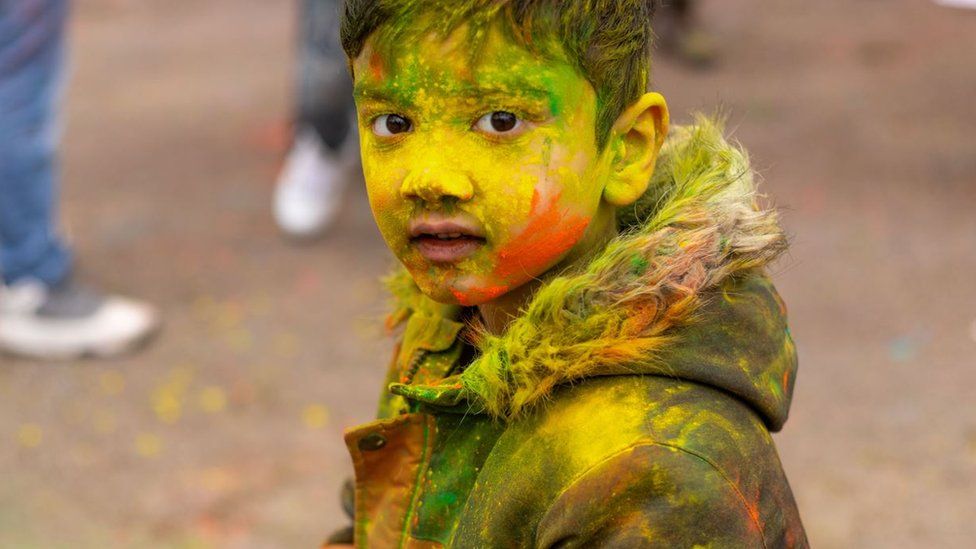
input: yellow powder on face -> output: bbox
[354,23,611,306]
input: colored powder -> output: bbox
[369,51,386,80]
[493,189,590,280]
[630,255,649,276]
[452,284,509,306]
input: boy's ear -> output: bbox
[602,92,669,207]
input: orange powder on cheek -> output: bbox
[493,189,590,281]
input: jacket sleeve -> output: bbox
[535,443,768,548]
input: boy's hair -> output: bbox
[340,0,658,149]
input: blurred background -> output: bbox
[1,0,974,547]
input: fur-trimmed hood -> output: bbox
[384,117,798,431]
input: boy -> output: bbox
[329,1,807,546]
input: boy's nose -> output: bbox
[400,168,475,204]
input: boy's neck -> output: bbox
[477,204,618,335]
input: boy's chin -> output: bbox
[414,277,510,308]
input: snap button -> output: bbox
[358,433,387,451]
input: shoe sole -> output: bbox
[0,321,161,361]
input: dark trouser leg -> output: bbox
[668,0,693,31]
[296,0,356,153]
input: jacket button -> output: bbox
[358,433,387,451]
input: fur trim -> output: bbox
[388,116,789,419]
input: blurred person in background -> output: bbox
[656,0,716,67]
[0,0,158,360]
[273,0,359,239]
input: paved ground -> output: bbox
[1,1,974,547]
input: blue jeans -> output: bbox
[0,0,72,286]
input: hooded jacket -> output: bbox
[340,119,808,548]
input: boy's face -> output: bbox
[353,23,614,306]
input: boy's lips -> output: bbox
[409,218,487,263]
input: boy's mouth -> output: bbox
[409,218,487,263]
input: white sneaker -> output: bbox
[933,0,976,9]
[0,279,159,360]
[273,127,356,238]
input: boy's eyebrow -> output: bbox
[353,82,553,105]
[462,85,552,102]
[353,83,408,104]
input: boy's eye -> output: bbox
[474,111,522,135]
[372,114,412,137]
